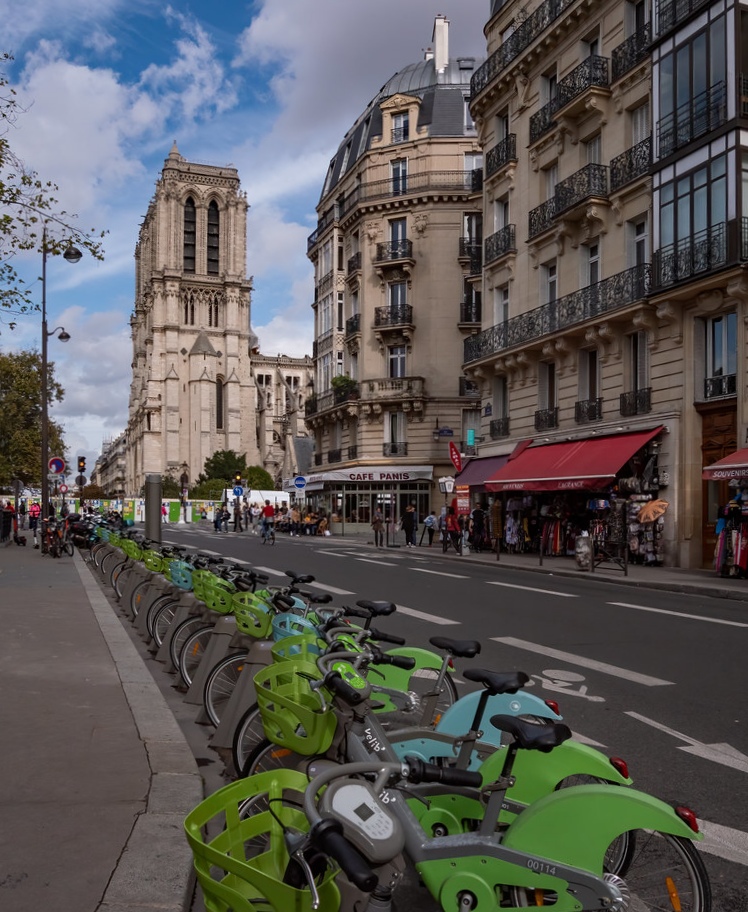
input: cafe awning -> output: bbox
[486,427,663,492]
[702,448,748,481]
[455,454,509,488]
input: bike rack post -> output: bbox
[183,615,238,707]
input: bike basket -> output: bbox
[143,550,165,573]
[271,633,324,663]
[108,533,123,549]
[254,660,335,755]
[121,539,144,561]
[232,591,273,638]
[95,527,109,542]
[190,569,214,602]
[184,769,339,912]
[272,613,320,642]
[203,577,236,615]
[169,560,193,591]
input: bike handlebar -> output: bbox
[404,756,483,789]
[310,819,377,892]
[326,671,366,705]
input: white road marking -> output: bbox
[625,711,748,773]
[396,604,460,626]
[411,568,469,579]
[486,581,578,598]
[309,581,356,596]
[317,551,349,558]
[698,819,748,867]
[356,558,397,567]
[608,601,748,628]
[252,566,286,576]
[492,637,674,687]
[569,731,607,748]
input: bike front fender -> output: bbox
[437,689,562,742]
[374,647,445,694]
[502,784,701,876]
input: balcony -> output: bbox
[610,137,651,193]
[620,388,651,417]
[655,0,710,38]
[305,396,318,418]
[528,198,557,239]
[705,374,737,400]
[383,442,408,457]
[470,168,484,194]
[360,376,425,402]
[529,58,610,144]
[374,304,414,328]
[612,25,651,82]
[464,264,650,363]
[375,239,414,263]
[652,223,727,289]
[345,313,361,338]
[575,398,603,423]
[490,417,510,439]
[484,225,516,266]
[338,170,480,218]
[555,163,609,218]
[327,448,342,464]
[656,82,726,159]
[485,134,517,180]
[347,251,362,275]
[347,445,358,460]
[459,301,481,325]
[459,377,481,397]
[459,238,482,275]
[471,0,578,99]
[392,126,409,144]
[529,101,557,144]
[314,452,323,467]
[535,407,559,430]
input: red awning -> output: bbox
[486,427,663,492]
[702,448,748,481]
[455,454,509,488]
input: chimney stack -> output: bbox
[432,14,449,74]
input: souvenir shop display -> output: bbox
[588,497,628,571]
[504,495,534,553]
[538,496,584,557]
[713,490,748,577]
[627,495,667,566]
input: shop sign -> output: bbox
[449,442,462,474]
[456,484,471,515]
[305,466,434,484]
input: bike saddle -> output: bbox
[463,668,529,695]
[429,636,481,658]
[356,599,396,617]
[489,714,572,753]
[285,570,315,584]
[306,593,334,605]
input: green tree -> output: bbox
[190,478,229,501]
[202,449,247,482]
[245,465,275,490]
[0,349,65,486]
[1,54,105,326]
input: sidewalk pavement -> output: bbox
[0,541,202,912]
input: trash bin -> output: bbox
[575,535,592,571]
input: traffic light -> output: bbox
[234,471,242,486]
[77,456,86,473]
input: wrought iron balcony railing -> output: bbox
[610,137,651,192]
[464,264,650,363]
[528,197,557,239]
[705,374,737,399]
[471,0,577,98]
[374,304,414,327]
[459,301,481,324]
[575,398,603,423]
[486,135,517,179]
[314,452,323,466]
[327,448,342,464]
[490,417,510,439]
[611,25,651,81]
[345,313,361,337]
[657,81,726,158]
[652,223,727,288]
[620,388,651,416]
[557,56,609,108]
[459,238,482,274]
[471,168,484,193]
[305,396,318,418]
[391,126,409,144]
[338,170,479,219]
[529,101,557,144]
[459,377,481,397]
[383,442,408,457]
[555,163,609,216]
[375,239,413,262]
[535,407,559,430]
[655,0,710,37]
[484,225,517,265]
[347,445,358,460]
[347,251,362,275]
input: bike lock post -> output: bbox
[145,473,163,544]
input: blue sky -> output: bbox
[1,0,487,469]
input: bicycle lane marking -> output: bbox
[697,819,748,867]
[411,568,469,579]
[396,603,461,625]
[608,601,748,627]
[486,581,578,597]
[625,711,748,773]
[492,637,674,686]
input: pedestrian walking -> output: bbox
[423,510,437,546]
[18,499,27,529]
[28,500,41,548]
[250,503,261,534]
[242,500,250,531]
[371,506,384,548]
[161,502,168,523]
[401,504,417,548]
[233,501,243,532]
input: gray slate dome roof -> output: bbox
[321,53,483,201]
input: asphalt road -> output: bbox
[136,523,748,911]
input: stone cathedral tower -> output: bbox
[126,144,260,493]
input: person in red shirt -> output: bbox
[260,500,275,536]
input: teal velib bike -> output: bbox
[185,708,710,912]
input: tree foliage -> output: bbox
[0,349,65,486]
[191,451,276,500]
[1,53,106,327]
[245,465,275,490]
[201,449,247,481]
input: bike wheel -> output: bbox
[398,667,459,727]
[169,616,210,674]
[510,832,710,911]
[63,539,75,557]
[178,624,214,688]
[112,561,131,597]
[101,549,121,580]
[244,737,307,778]
[130,580,152,619]
[232,703,269,777]
[203,652,248,727]
[49,539,60,558]
[145,593,173,638]
[152,601,179,647]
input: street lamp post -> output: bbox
[40,226,80,528]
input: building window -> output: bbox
[340,142,352,173]
[337,292,344,331]
[628,331,649,391]
[583,31,600,58]
[336,350,345,377]
[631,102,650,145]
[392,158,408,195]
[216,378,225,430]
[544,162,558,200]
[494,284,509,325]
[207,200,219,275]
[579,348,599,400]
[392,112,409,144]
[539,361,557,410]
[659,155,726,253]
[319,293,334,335]
[584,134,602,165]
[464,96,475,132]
[388,344,407,378]
[585,242,600,286]
[706,313,737,383]
[183,291,195,325]
[319,352,332,392]
[385,410,406,447]
[184,197,196,274]
[389,281,407,309]
[493,375,508,418]
[208,297,221,328]
[542,260,557,304]
[464,212,482,243]
[494,196,509,230]
[628,217,649,266]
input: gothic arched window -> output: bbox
[207,200,219,275]
[216,377,225,430]
[184,197,196,273]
